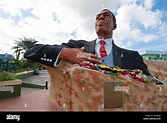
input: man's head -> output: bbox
[95,9,117,39]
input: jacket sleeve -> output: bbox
[24,44,64,67]
[24,39,89,67]
[134,52,151,76]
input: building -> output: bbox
[0,53,15,61]
[140,51,167,60]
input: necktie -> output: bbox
[99,40,107,58]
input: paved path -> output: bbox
[0,70,66,112]
[21,70,50,96]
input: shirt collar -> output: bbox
[96,38,113,46]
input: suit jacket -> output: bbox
[24,39,151,75]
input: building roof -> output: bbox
[140,51,167,55]
[0,54,15,61]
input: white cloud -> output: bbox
[0,0,166,57]
[143,0,154,10]
[114,0,163,48]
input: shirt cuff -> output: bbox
[53,49,62,67]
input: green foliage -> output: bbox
[110,65,120,80]
[11,37,38,60]
[110,72,120,80]
[0,71,15,81]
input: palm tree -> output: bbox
[12,37,38,60]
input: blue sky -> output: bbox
[0,0,167,58]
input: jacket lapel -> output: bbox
[84,40,96,54]
[112,40,123,67]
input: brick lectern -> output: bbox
[42,60,167,111]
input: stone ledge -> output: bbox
[0,79,22,85]
[42,60,167,111]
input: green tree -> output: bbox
[11,37,38,60]
[10,37,39,72]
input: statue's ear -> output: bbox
[113,23,117,30]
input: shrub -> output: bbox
[0,71,15,81]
